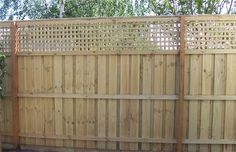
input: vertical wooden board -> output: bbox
[18,57,25,144]
[129,55,140,150]
[9,101,14,143]
[0,97,3,142]
[25,57,34,145]
[3,102,8,142]
[4,57,12,139]
[97,56,107,149]
[75,56,86,148]
[6,57,13,141]
[0,57,8,142]
[64,56,74,147]
[107,55,117,150]
[142,55,152,151]
[200,55,213,152]
[5,57,13,142]
[86,56,96,148]
[120,55,130,150]
[22,57,28,145]
[29,56,36,145]
[177,16,185,152]
[184,55,190,146]
[0,102,3,143]
[5,101,12,142]
[212,55,225,152]
[188,55,202,152]
[33,56,44,145]
[164,55,176,152]
[43,56,54,146]
[223,54,236,152]
[54,56,63,146]
[153,55,164,151]
[5,57,12,95]
[1,99,6,142]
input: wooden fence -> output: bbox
[0,15,236,152]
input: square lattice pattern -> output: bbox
[17,17,180,52]
[0,22,11,53]
[185,20,236,50]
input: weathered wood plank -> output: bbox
[43,56,54,146]
[129,55,140,150]
[54,56,63,146]
[153,55,164,151]
[164,55,176,152]
[188,54,201,152]
[86,56,96,148]
[107,55,118,150]
[212,55,225,152]
[64,56,74,147]
[33,56,44,145]
[120,55,130,150]
[97,55,107,149]
[200,55,213,152]
[223,54,236,152]
[142,55,152,150]
[75,56,86,148]
[11,22,19,147]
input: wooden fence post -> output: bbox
[11,22,19,149]
[177,16,185,152]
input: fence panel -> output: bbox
[0,21,13,144]
[0,16,236,152]
[184,16,236,152]
[16,17,180,151]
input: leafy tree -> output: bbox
[133,0,150,16]
[0,43,6,97]
[64,0,97,17]
[0,54,6,97]
[149,0,235,15]
[0,0,59,20]
[64,0,135,17]
[0,0,235,20]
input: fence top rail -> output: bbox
[0,21,11,27]
[0,15,236,25]
[185,15,236,21]
[1,14,236,24]
[16,16,180,26]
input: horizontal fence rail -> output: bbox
[0,15,236,152]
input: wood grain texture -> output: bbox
[120,55,130,150]
[107,56,118,150]
[54,56,63,146]
[200,55,213,152]
[1,16,236,152]
[11,22,19,148]
[97,55,107,149]
[188,55,201,152]
[212,55,225,152]
[141,55,152,150]
[86,56,96,148]
[75,55,86,148]
[177,16,185,152]
[223,55,236,152]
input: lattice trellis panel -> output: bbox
[185,18,236,50]
[17,17,179,52]
[0,22,11,53]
